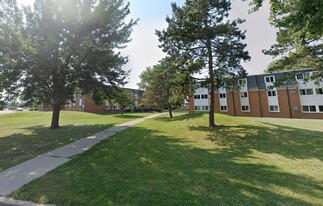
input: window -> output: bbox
[269,105,279,112]
[220,106,227,111]
[310,105,316,112]
[319,106,323,112]
[267,90,277,97]
[194,106,201,111]
[219,93,226,98]
[299,89,314,95]
[316,88,323,95]
[241,105,249,112]
[307,89,314,95]
[201,94,208,99]
[78,97,83,110]
[265,76,275,83]
[202,106,209,111]
[239,79,247,86]
[303,72,310,79]
[194,95,200,99]
[302,105,317,113]
[302,106,309,112]
[292,106,299,110]
[296,73,303,80]
[240,92,248,98]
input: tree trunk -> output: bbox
[168,103,173,118]
[121,108,124,116]
[207,38,216,128]
[232,90,237,116]
[51,104,61,129]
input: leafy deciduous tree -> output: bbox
[113,88,133,116]
[0,0,137,128]
[139,57,198,118]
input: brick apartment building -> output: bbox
[38,88,146,113]
[188,69,323,119]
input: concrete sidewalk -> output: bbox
[0,113,161,198]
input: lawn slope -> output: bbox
[0,111,151,172]
[11,112,323,206]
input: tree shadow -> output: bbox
[12,125,323,206]
[189,122,323,161]
[0,124,115,172]
[156,111,206,122]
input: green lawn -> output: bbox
[0,111,152,172]
[11,112,323,206]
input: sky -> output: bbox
[18,0,277,89]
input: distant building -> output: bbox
[38,88,148,113]
[188,69,323,119]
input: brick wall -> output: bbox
[188,89,323,119]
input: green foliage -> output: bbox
[249,0,323,76]
[113,88,134,115]
[0,0,137,127]
[139,56,198,118]
[156,0,250,125]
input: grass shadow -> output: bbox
[189,122,323,161]
[12,126,323,205]
[157,111,207,122]
[0,124,114,172]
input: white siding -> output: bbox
[193,87,209,111]
[239,78,250,112]
[297,72,323,113]
[219,87,228,112]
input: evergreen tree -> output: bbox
[250,0,322,77]
[156,0,250,127]
[0,0,137,128]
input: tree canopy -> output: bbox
[249,0,322,77]
[0,0,137,128]
[139,56,199,118]
[157,0,250,127]
[113,88,133,116]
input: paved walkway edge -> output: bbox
[0,197,54,206]
[0,113,161,202]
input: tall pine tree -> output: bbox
[156,0,250,127]
[249,0,322,77]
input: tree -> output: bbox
[139,57,198,118]
[249,0,322,77]
[113,88,133,116]
[0,0,137,128]
[156,0,250,127]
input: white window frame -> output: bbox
[296,73,303,80]
[240,92,248,98]
[220,105,228,112]
[265,76,275,83]
[201,94,208,99]
[269,105,280,112]
[201,106,209,111]
[219,93,226,98]
[316,88,323,95]
[267,90,277,97]
[301,105,317,113]
[238,79,247,86]
[241,105,250,112]
[299,89,314,96]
